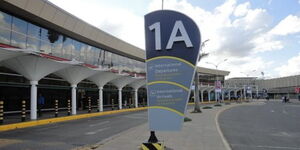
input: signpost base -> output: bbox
[141,131,164,150]
[148,131,158,143]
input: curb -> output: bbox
[0,107,147,132]
[0,100,229,132]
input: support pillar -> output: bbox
[71,84,77,115]
[222,91,224,101]
[30,81,38,120]
[208,91,211,102]
[118,88,122,110]
[215,91,218,101]
[99,87,103,112]
[134,89,138,108]
[229,91,231,100]
[256,86,259,99]
[200,90,204,103]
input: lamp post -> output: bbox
[193,39,210,112]
[206,59,227,103]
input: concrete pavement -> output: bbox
[219,100,300,150]
[79,102,250,150]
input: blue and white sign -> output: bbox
[145,10,201,131]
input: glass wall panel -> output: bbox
[0,11,12,45]
[104,51,112,68]
[62,36,74,60]
[0,10,146,76]
[40,28,52,54]
[73,40,82,61]
[79,43,87,62]
[111,53,120,71]
[98,50,105,66]
[86,45,93,64]
[11,17,27,48]
[26,23,40,51]
[93,47,100,66]
[52,33,63,57]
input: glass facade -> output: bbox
[0,10,145,76]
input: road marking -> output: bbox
[0,139,23,148]
[124,114,147,119]
[35,124,64,131]
[231,143,300,149]
[282,110,288,114]
[271,110,275,113]
[89,121,110,127]
[85,127,110,135]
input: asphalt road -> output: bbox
[0,110,148,150]
[219,101,300,150]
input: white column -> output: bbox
[222,91,224,101]
[30,81,38,120]
[200,90,204,103]
[99,87,103,112]
[134,89,138,108]
[208,91,211,102]
[244,86,246,100]
[71,84,77,115]
[256,86,259,99]
[234,91,237,97]
[118,88,122,110]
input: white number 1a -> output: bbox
[148,20,193,51]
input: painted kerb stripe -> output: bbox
[148,81,189,91]
[146,56,195,68]
[0,107,147,132]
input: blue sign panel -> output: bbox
[145,10,201,131]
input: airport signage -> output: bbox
[145,10,201,131]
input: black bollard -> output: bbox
[21,100,26,122]
[97,99,100,112]
[55,100,58,117]
[111,99,114,110]
[0,101,3,125]
[67,99,71,116]
[148,131,158,143]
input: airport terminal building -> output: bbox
[225,75,300,100]
[0,0,230,122]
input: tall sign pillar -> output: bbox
[145,10,201,131]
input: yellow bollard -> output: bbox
[67,99,71,116]
[88,97,91,113]
[0,101,3,124]
[55,100,58,117]
[21,100,26,122]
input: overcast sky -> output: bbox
[49,0,300,79]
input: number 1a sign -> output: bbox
[145,10,201,131]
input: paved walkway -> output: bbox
[79,103,241,150]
